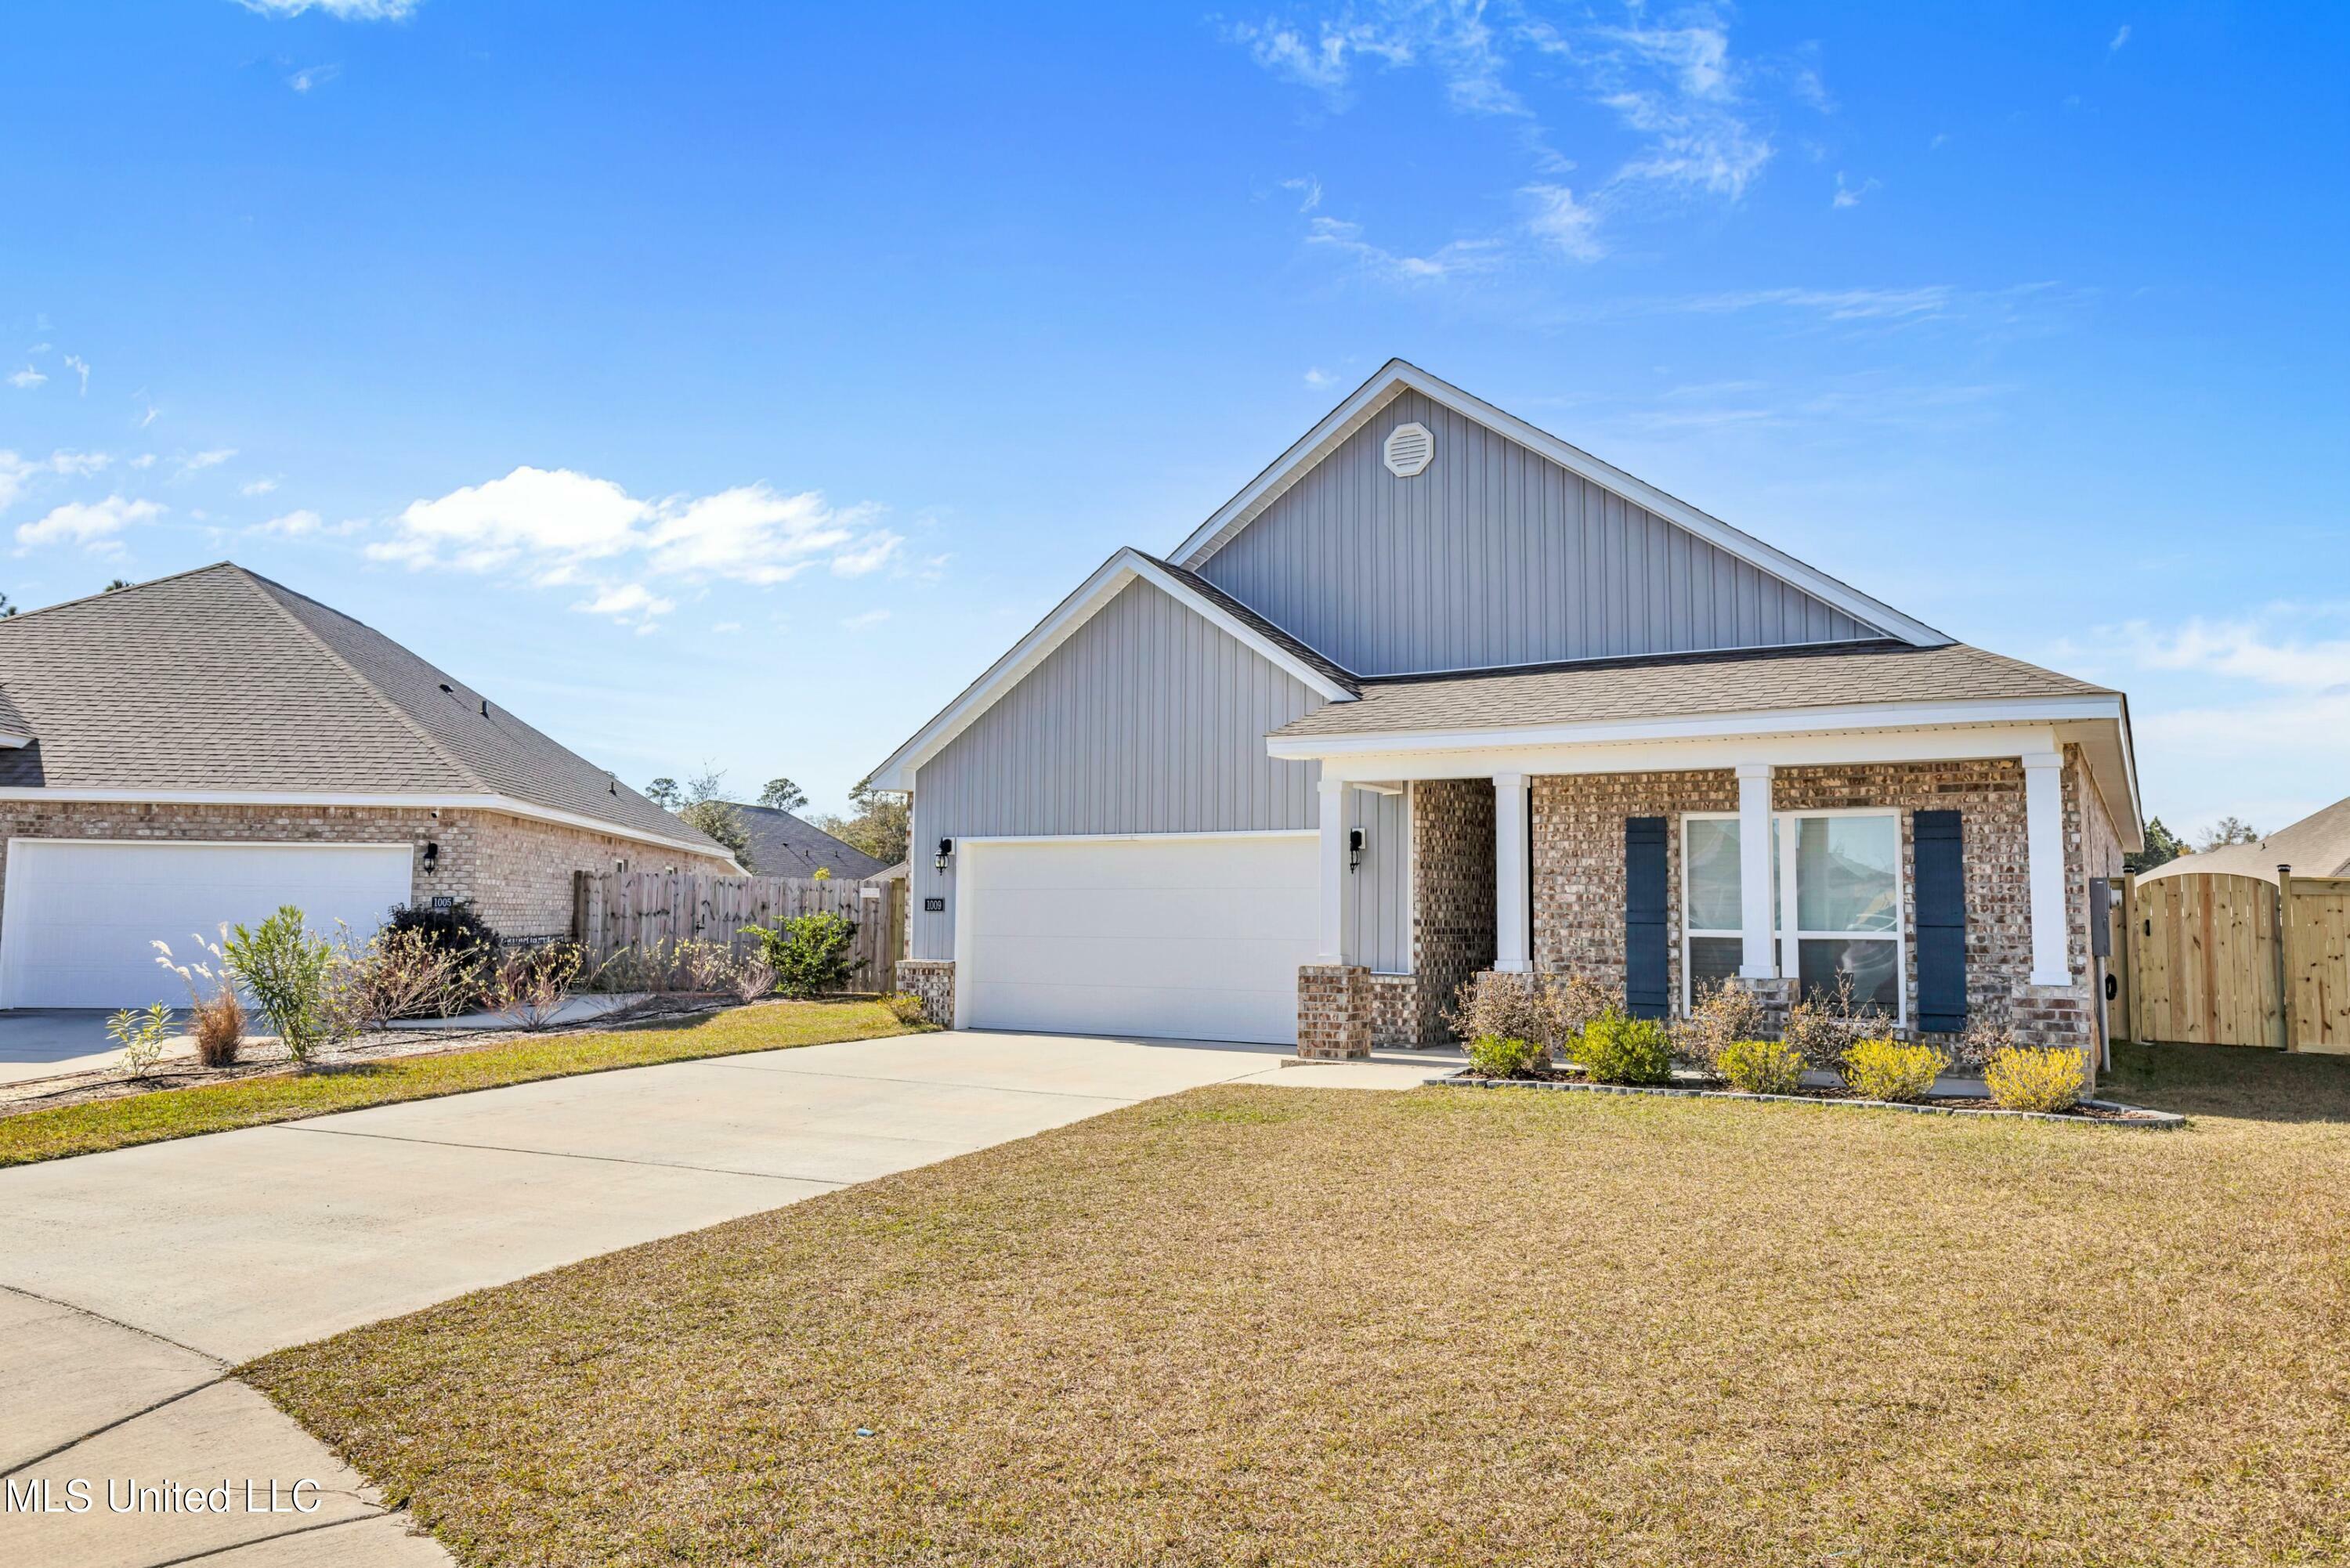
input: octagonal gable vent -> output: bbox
[1383,421,1434,478]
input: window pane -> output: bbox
[1798,938,1900,1016]
[1690,937,1743,1001]
[1796,816,1898,934]
[1687,818,1741,931]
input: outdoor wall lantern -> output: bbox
[421,840,439,873]
[935,836,954,873]
[1347,826,1367,873]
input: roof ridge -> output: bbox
[0,560,245,631]
[230,565,489,796]
[1358,637,1921,688]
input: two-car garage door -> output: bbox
[0,840,415,1010]
[958,833,1319,1046]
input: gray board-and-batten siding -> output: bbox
[1191,388,1882,677]
[907,575,1412,971]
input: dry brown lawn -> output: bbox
[246,1042,2350,1566]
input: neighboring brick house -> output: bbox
[0,563,738,1008]
[869,360,2139,1081]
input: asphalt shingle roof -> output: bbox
[1270,639,2113,739]
[730,804,891,880]
[0,562,725,852]
[2141,794,2350,883]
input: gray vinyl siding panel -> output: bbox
[911,576,1377,963]
[1344,784,1409,974]
[1196,389,1878,675]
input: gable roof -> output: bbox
[1169,359,1949,649]
[731,803,891,880]
[0,562,731,859]
[2141,794,2350,883]
[866,547,1358,791]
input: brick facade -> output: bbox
[895,959,956,1027]
[1408,778,1495,1043]
[1297,963,1372,1060]
[0,799,731,943]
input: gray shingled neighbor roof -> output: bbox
[2140,794,2350,883]
[0,562,726,854]
[730,804,891,880]
[1271,639,2113,739]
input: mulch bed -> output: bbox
[1440,1069,2185,1125]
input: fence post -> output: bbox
[2278,867,2298,1052]
[570,869,590,945]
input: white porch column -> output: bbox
[1736,762,1776,978]
[1493,771,1531,973]
[1317,773,1349,963]
[2022,750,2071,985]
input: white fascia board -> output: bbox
[1171,359,1950,649]
[0,787,740,868]
[0,734,28,750]
[1302,723,2067,786]
[866,547,1354,793]
[1267,695,2125,761]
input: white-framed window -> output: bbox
[1681,808,1906,1024]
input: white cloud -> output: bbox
[2110,23,2132,52]
[569,582,676,627]
[1305,215,1502,280]
[63,355,89,394]
[254,508,322,537]
[16,495,163,553]
[1303,367,1336,388]
[1279,175,1322,213]
[0,449,113,512]
[8,367,46,390]
[2111,616,2350,692]
[841,609,891,630]
[179,448,237,474]
[130,453,157,469]
[139,405,158,429]
[234,0,418,17]
[710,621,743,635]
[286,63,342,93]
[1831,172,1881,209]
[371,465,902,598]
[240,477,280,497]
[1522,183,1603,260]
[1672,285,1954,320]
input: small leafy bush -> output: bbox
[1466,1035,1548,1078]
[1984,1046,2087,1113]
[1446,972,1620,1055]
[385,899,501,959]
[744,912,865,999]
[1781,974,1896,1071]
[880,991,932,1028]
[1841,1037,1947,1103]
[484,942,586,1031]
[1947,1017,2016,1075]
[1573,1011,1676,1086]
[109,1003,175,1077]
[154,926,245,1066]
[1716,1037,1807,1096]
[339,925,467,1031]
[222,905,349,1065]
[1675,981,1770,1071]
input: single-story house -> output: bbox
[870,360,2140,1071]
[732,802,891,880]
[0,562,739,1009]
[2138,795,2350,883]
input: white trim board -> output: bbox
[866,548,1355,793]
[1166,358,1949,649]
[0,788,739,867]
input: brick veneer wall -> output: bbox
[1409,778,1495,1042]
[0,800,730,943]
[1297,963,1372,1059]
[1531,769,1739,1010]
[895,959,956,1026]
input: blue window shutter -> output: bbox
[1625,817,1668,1020]
[1914,810,1966,1032]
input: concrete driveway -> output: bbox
[0,1028,1437,1566]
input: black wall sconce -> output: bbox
[1347,826,1366,873]
[934,836,954,873]
[421,840,439,874]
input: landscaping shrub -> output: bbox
[1948,1017,2016,1075]
[108,1003,174,1076]
[1447,972,1619,1057]
[1675,981,1770,1071]
[483,942,586,1031]
[1984,1046,2088,1112]
[744,912,865,999]
[880,991,931,1028]
[732,951,778,1004]
[1715,1037,1807,1096]
[1573,1012,1676,1086]
[1466,1034,1548,1078]
[154,925,245,1066]
[222,905,350,1065]
[382,901,501,1013]
[339,925,467,1031]
[1780,974,1894,1071]
[1841,1037,1947,1103]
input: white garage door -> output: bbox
[0,840,414,1010]
[960,833,1319,1046]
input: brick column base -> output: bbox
[895,959,956,1027]
[1725,975,1795,1036]
[1297,964,1372,1060]
[2009,978,2095,1087]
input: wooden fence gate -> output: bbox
[571,869,906,995]
[2118,870,2350,1052]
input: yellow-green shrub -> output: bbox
[1840,1037,1947,1103]
[1716,1037,1806,1096]
[1574,1013,1675,1086]
[1466,1035,1548,1078]
[1983,1046,2087,1112]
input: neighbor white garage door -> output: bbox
[0,840,415,1010]
[958,833,1319,1046]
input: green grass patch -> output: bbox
[245,1041,2350,1566]
[0,999,921,1169]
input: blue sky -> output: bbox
[4,2,2344,838]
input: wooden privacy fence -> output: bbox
[571,869,906,994]
[2117,869,2350,1052]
